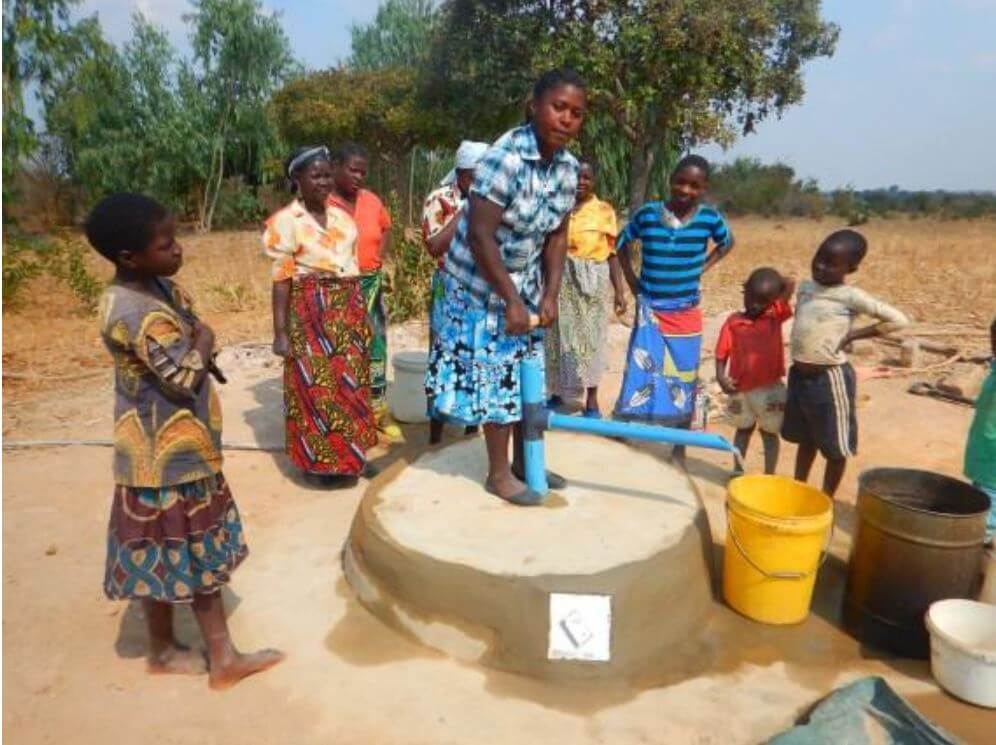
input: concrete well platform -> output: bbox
[343,431,717,680]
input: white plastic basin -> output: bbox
[926,599,996,708]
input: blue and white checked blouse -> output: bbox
[442,124,579,322]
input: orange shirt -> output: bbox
[328,189,391,273]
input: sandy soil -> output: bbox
[3,315,992,744]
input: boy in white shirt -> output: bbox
[782,230,909,497]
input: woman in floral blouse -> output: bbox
[263,146,377,482]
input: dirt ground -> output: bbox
[3,220,994,743]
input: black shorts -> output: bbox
[781,362,857,460]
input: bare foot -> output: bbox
[209,649,285,691]
[147,643,208,676]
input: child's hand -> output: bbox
[836,333,854,354]
[613,291,628,317]
[717,372,738,394]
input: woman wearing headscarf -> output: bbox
[421,140,489,444]
[264,146,377,481]
[545,159,627,417]
[326,142,399,441]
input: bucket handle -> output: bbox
[725,503,833,581]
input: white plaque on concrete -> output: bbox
[548,593,611,662]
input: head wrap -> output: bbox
[287,146,331,179]
[440,141,490,186]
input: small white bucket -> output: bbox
[389,351,429,424]
[980,548,996,605]
[925,599,996,708]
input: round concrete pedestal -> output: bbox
[344,432,716,680]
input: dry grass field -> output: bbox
[3,216,994,401]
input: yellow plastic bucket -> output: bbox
[723,475,833,624]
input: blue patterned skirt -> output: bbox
[425,273,544,425]
[614,299,703,426]
[104,472,248,603]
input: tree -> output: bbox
[429,0,839,211]
[41,14,211,214]
[184,0,296,231]
[271,65,458,204]
[2,0,80,221]
[350,0,437,70]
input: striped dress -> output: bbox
[614,202,733,425]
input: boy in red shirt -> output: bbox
[715,268,795,474]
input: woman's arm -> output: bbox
[271,279,292,357]
[467,194,530,335]
[538,216,568,327]
[426,212,461,259]
[379,228,391,264]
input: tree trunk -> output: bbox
[197,133,227,233]
[627,139,655,214]
[204,142,225,232]
[197,146,216,231]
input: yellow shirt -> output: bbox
[568,196,618,262]
[262,199,359,282]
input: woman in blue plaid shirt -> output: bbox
[425,69,587,505]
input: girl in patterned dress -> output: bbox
[88,193,283,690]
[424,69,588,505]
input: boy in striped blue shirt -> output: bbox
[615,155,734,459]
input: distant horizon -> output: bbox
[68,0,996,192]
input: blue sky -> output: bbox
[76,0,996,190]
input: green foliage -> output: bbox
[382,196,435,323]
[2,0,80,221]
[429,0,839,210]
[39,2,295,226]
[185,0,298,230]
[42,15,201,211]
[2,231,103,310]
[212,176,268,229]
[350,0,437,71]
[2,235,47,303]
[385,228,436,323]
[711,158,824,218]
[272,66,454,159]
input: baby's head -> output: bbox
[85,193,180,278]
[811,229,867,287]
[743,267,784,319]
